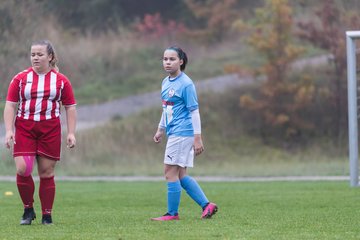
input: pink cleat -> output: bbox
[201,202,218,219]
[151,213,179,221]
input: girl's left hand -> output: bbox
[194,134,204,156]
[67,133,76,148]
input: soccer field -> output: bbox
[0,181,360,240]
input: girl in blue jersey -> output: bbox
[151,46,217,221]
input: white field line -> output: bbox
[0,175,349,182]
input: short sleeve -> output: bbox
[183,83,198,111]
[6,76,21,102]
[61,77,76,106]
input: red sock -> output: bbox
[39,176,56,215]
[16,174,35,208]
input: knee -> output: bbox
[16,168,27,176]
[164,172,178,182]
[164,174,172,181]
[37,158,56,178]
[164,169,173,181]
[38,169,54,178]
[164,165,180,182]
[16,156,35,177]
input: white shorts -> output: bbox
[164,136,194,168]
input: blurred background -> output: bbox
[0,0,359,177]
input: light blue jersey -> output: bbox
[161,72,198,136]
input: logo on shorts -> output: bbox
[168,89,175,97]
[167,155,173,161]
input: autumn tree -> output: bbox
[184,0,239,43]
[133,13,187,43]
[239,0,317,146]
[297,0,360,143]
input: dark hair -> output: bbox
[31,40,59,71]
[166,46,188,71]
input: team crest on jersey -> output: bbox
[168,89,175,97]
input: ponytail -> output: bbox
[166,46,188,71]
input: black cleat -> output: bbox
[20,207,36,225]
[41,214,53,225]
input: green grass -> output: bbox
[0,80,349,178]
[0,181,360,239]
[72,39,258,106]
[0,86,349,177]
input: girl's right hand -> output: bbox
[5,131,14,149]
[153,129,164,143]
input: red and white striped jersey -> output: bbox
[6,67,76,121]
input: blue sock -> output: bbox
[180,176,209,208]
[167,181,181,216]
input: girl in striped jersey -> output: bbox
[4,40,77,225]
[151,46,217,221]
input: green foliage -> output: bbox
[43,0,193,34]
[71,46,163,105]
[1,0,360,164]
[38,87,347,177]
[1,181,360,239]
[0,1,47,95]
[0,75,349,177]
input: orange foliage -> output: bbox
[134,13,187,41]
[184,0,239,43]
[297,0,360,139]
[239,0,321,142]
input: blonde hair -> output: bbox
[31,40,59,71]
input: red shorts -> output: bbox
[14,117,61,161]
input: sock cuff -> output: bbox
[180,175,192,186]
[40,176,55,181]
[16,174,33,181]
[167,180,181,192]
[17,173,31,178]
